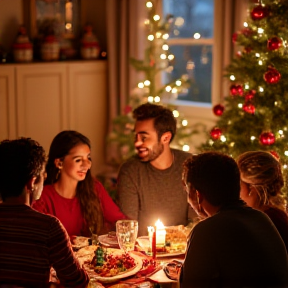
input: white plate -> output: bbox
[83,251,143,283]
[98,234,119,248]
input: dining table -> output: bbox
[70,235,186,288]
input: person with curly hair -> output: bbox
[180,152,288,288]
[32,130,126,237]
[117,103,194,236]
[0,137,89,287]
[236,150,288,250]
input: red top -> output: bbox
[32,179,127,236]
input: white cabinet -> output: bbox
[0,60,107,175]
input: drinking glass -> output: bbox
[116,220,138,252]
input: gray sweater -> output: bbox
[117,149,194,236]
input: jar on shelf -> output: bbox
[13,25,33,63]
[80,23,100,60]
[41,34,60,61]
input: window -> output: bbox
[160,0,226,124]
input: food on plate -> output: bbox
[164,225,189,253]
[71,236,90,249]
[88,246,136,277]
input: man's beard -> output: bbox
[138,142,164,162]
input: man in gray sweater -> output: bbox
[117,103,194,236]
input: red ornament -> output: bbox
[241,28,253,37]
[230,84,243,96]
[250,5,269,21]
[264,67,281,84]
[230,85,238,96]
[213,104,224,116]
[267,36,282,51]
[210,127,222,140]
[232,32,238,44]
[243,102,255,114]
[259,132,275,145]
[245,90,256,101]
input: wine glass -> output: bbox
[116,220,138,252]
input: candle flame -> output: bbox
[155,219,165,228]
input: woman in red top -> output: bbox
[32,130,127,237]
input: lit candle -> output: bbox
[155,219,166,246]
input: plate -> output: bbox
[83,251,143,283]
[98,234,119,248]
[136,236,186,258]
[71,236,90,250]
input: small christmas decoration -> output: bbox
[13,25,33,63]
[230,85,238,96]
[232,32,238,44]
[41,34,60,61]
[81,23,100,60]
[263,67,281,84]
[210,127,222,140]
[267,36,282,51]
[250,5,269,21]
[213,104,224,116]
[259,131,275,145]
[243,102,255,114]
[244,90,256,101]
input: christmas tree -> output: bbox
[201,0,288,192]
[108,0,193,166]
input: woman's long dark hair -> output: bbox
[45,130,103,234]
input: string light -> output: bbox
[172,110,180,117]
[238,103,243,108]
[220,135,226,142]
[258,28,264,34]
[251,136,256,141]
[144,80,151,86]
[259,87,264,92]
[243,22,248,27]
[153,15,160,21]
[146,1,153,8]
[258,60,263,65]
[154,96,161,102]
[182,119,188,126]
[168,54,174,60]
[176,80,182,86]
[138,82,144,88]
[244,83,249,89]
[160,54,167,59]
[284,151,288,156]
[156,32,162,38]
[147,96,154,102]
[230,75,236,81]
[162,44,169,50]
[166,86,172,92]
[172,88,178,93]
[182,145,190,152]
[148,35,154,41]
[163,33,169,40]
[194,33,201,39]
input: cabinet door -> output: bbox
[0,65,16,140]
[16,63,68,152]
[68,61,107,175]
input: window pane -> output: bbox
[164,45,212,103]
[163,0,214,39]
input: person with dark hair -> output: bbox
[118,103,194,236]
[237,151,288,251]
[180,151,288,288]
[0,138,89,287]
[32,130,126,237]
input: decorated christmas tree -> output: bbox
[108,0,192,165]
[201,0,288,191]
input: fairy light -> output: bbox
[144,80,151,86]
[230,75,236,81]
[160,54,167,59]
[175,17,184,27]
[163,33,169,40]
[182,119,188,126]
[243,22,248,27]
[283,164,288,169]
[238,103,243,108]
[173,110,180,117]
[251,136,256,141]
[208,139,214,146]
[284,151,288,157]
[230,142,235,147]
[162,44,169,51]
[244,83,249,89]
[153,15,160,21]
[255,53,260,57]
[259,86,264,92]
[138,82,144,88]
[182,145,190,152]
[144,19,150,25]
[146,1,153,8]
[148,35,154,41]
[176,80,182,86]
[258,28,264,34]
[166,86,172,92]
[194,33,201,39]
[258,60,263,65]
[147,96,154,102]
[154,96,161,102]
[220,135,226,142]
[156,32,162,38]
[172,88,178,93]
[168,54,174,60]
[279,130,284,135]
